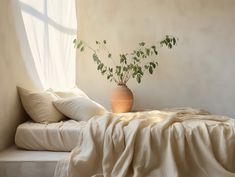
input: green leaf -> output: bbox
[73,39,77,44]
[128,64,133,70]
[109,67,113,72]
[160,41,164,46]
[77,41,83,49]
[146,48,150,56]
[136,51,140,57]
[107,75,112,80]
[120,58,124,63]
[97,63,104,71]
[133,57,139,62]
[92,54,99,62]
[123,57,127,64]
[100,63,104,69]
[168,43,172,49]
[173,37,176,45]
[120,73,123,80]
[137,75,141,83]
[150,62,156,68]
[149,66,153,74]
[144,65,149,69]
[80,46,85,52]
[139,42,145,46]
[166,37,171,43]
[120,54,127,64]
[101,67,107,74]
[132,66,138,76]
[108,53,112,58]
[153,49,158,55]
[97,64,101,70]
[116,66,121,75]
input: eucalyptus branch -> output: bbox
[74,35,177,84]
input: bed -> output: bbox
[15,120,87,151]
[15,108,235,177]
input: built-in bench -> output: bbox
[0,146,69,177]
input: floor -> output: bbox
[0,146,69,177]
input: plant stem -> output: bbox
[102,43,118,67]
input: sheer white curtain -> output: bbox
[11,0,77,90]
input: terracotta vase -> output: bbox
[110,84,134,113]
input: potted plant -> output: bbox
[74,35,177,113]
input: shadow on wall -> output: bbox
[0,0,35,151]
[20,1,76,34]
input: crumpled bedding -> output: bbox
[54,108,235,177]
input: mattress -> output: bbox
[15,120,87,151]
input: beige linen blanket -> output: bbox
[54,108,235,177]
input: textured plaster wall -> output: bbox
[76,0,235,117]
[0,0,35,150]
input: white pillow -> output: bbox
[53,97,106,121]
[52,87,89,99]
[18,87,64,123]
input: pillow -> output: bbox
[18,87,64,123]
[53,97,106,121]
[52,87,89,99]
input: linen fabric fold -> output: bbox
[54,108,235,177]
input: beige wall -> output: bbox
[0,0,35,150]
[76,0,235,117]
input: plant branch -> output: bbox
[74,35,177,85]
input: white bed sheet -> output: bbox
[15,120,87,151]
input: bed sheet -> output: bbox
[15,120,86,151]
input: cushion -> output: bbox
[53,87,89,99]
[18,87,64,123]
[53,97,106,121]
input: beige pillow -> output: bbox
[53,97,106,121]
[18,87,64,123]
[52,87,89,99]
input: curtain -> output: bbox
[11,0,77,90]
